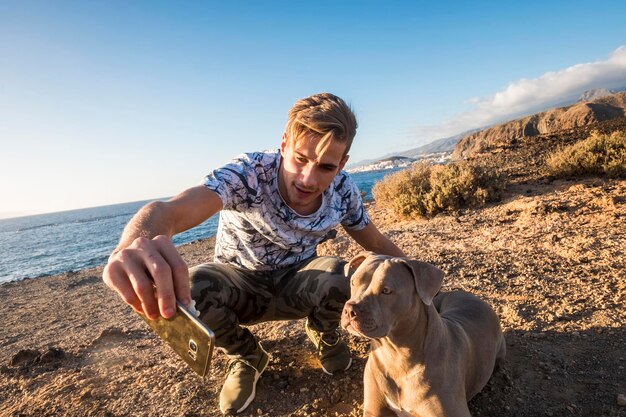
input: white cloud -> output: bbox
[416,46,626,141]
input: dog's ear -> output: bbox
[346,251,375,275]
[400,259,444,306]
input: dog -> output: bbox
[341,252,506,417]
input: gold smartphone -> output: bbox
[138,301,215,377]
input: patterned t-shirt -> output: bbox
[203,149,369,271]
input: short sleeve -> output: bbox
[340,176,370,231]
[203,154,260,211]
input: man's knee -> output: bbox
[314,256,346,275]
[307,256,350,301]
[189,263,229,305]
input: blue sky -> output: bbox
[1,1,625,218]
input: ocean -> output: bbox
[0,169,403,283]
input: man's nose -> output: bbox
[299,164,318,188]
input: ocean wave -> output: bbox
[1,171,388,283]
[8,212,135,233]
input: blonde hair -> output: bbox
[285,93,357,157]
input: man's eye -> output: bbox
[382,287,392,295]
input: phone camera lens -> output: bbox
[189,340,198,353]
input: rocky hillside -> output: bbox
[453,91,626,159]
[577,88,621,102]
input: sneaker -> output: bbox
[305,319,352,375]
[219,343,270,415]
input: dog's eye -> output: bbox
[382,287,392,295]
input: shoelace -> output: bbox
[226,359,254,374]
[313,329,340,352]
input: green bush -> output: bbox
[546,131,626,178]
[373,161,499,219]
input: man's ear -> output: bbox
[338,154,349,172]
[280,133,288,156]
[399,259,444,306]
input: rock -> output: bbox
[617,393,626,406]
[9,349,41,367]
[39,347,65,364]
[330,388,341,404]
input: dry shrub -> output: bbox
[371,162,432,218]
[373,161,499,219]
[545,130,626,178]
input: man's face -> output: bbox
[278,133,349,215]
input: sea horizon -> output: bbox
[0,196,173,222]
[0,168,403,284]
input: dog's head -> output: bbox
[341,251,444,339]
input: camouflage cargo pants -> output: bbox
[189,256,349,359]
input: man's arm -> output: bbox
[344,222,406,257]
[103,185,223,320]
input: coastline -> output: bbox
[1,183,625,416]
[0,169,390,285]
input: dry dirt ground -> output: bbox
[1,167,625,415]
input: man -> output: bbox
[103,93,405,415]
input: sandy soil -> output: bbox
[1,152,625,416]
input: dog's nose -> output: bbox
[344,301,358,318]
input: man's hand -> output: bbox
[103,235,190,320]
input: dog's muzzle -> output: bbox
[341,300,379,337]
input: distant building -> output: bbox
[347,152,452,173]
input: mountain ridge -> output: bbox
[453,91,626,159]
[349,88,626,170]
